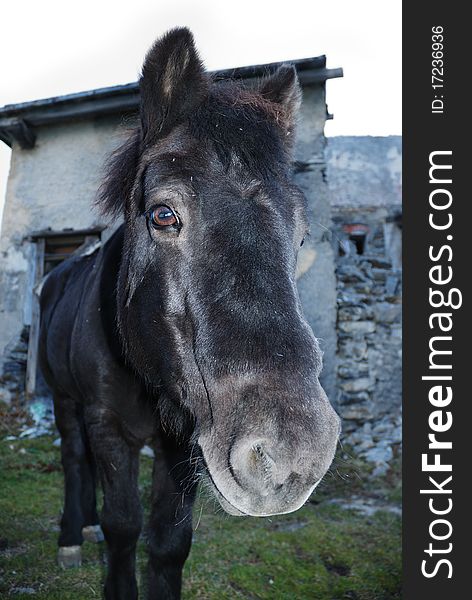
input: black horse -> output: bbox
[38,27,340,599]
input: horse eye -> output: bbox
[150,205,178,228]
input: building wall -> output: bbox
[327,136,402,209]
[294,86,338,402]
[0,84,339,404]
[326,136,402,469]
[0,117,120,382]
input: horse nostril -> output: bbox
[250,443,275,474]
[229,437,291,499]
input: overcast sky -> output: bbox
[0,0,401,225]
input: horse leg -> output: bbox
[86,409,142,600]
[53,394,88,568]
[80,423,103,543]
[147,432,198,600]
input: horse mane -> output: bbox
[96,126,142,218]
[211,79,290,124]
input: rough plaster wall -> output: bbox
[294,86,337,404]
[0,88,337,406]
[326,136,402,208]
[0,117,121,369]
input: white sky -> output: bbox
[0,0,401,225]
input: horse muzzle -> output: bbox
[199,395,341,517]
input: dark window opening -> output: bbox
[340,223,370,256]
[43,233,99,274]
[350,233,366,255]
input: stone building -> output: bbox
[327,136,402,467]
[0,57,402,462]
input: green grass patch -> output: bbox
[0,436,401,599]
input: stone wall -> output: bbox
[333,208,402,472]
[326,136,402,471]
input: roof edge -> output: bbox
[0,56,343,149]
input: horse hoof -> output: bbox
[82,524,104,543]
[58,545,82,568]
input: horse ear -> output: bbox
[260,64,302,132]
[139,27,208,143]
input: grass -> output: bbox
[0,434,401,599]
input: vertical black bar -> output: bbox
[404,3,468,598]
